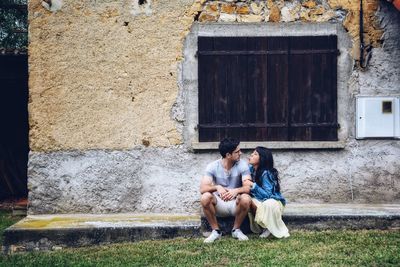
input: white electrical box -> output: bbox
[356,96,400,139]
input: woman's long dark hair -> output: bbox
[254,146,281,193]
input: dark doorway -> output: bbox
[0,54,29,200]
[0,1,29,201]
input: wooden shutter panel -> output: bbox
[265,37,289,141]
[198,37,219,141]
[288,36,338,141]
[198,37,285,142]
[198,36,338,142]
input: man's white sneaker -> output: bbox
[260,229,271,238]
[204,230,222,243]
[231,229,249,241]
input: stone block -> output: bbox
[250,2,265,15]
[300,9,311,21]
[266,0,275,9]
[220,3,236,14]
[316,10,336,22]
[199,12,219,22]
[281,6,295,22]
[286,4,301,22]
[205,2,219,13]
[10,245,26,253]
[269,4,281,22]
[236,4,250,15]
[302,0,317,9]
[189,2,203,16]
[309,6,325,16]
[238,14,263,23]
[264,8,271,21]
[219,13,237,22]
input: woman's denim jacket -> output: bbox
[249,165,286,206]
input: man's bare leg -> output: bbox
[233,193,251,229]
[201,192,219,230]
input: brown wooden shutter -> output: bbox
[198,36,338,142]
[288,36,338,141]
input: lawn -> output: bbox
[0,211,399,266]
[0,211,21,244]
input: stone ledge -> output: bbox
[3,204,400,253]
[283,204,400,230]
[201,203,400,233]
[2,213,201,254]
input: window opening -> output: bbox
[197,36,339,142]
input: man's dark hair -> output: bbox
[218,137,240,158]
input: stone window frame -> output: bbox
[182,23,353,150]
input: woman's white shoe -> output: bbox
[260,229,271,238]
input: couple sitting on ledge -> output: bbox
[200,137,290,243]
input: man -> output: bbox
[200,137,252,243]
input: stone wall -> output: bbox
[27,0,400,214]
[192,0,383,59]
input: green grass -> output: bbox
[0,211,21,244]
[0,211,399,267]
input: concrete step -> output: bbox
[202,203,400,234]
[283,203,400,230]
[3,204,400,253]
[2,213,201,254]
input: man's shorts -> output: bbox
[213,192,237,217]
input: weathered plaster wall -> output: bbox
[28,141,400,214]
[357,1,400,95]
[28,0,194,151]
[27,0,400,214]
[29,0,384,151]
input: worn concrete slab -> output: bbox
[201,203,400,234]
[285,203,400,217]
[2,213,201,254]
[3,204,400,253]
[284,203,400,230]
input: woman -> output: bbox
[246,147,290,238]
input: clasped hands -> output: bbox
[216,185,238,201]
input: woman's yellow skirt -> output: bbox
[248,198,290,238]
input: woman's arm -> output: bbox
[250,172,274,200]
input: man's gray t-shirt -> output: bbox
[205,159,250,189]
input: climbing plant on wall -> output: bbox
[0,0,28,51]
